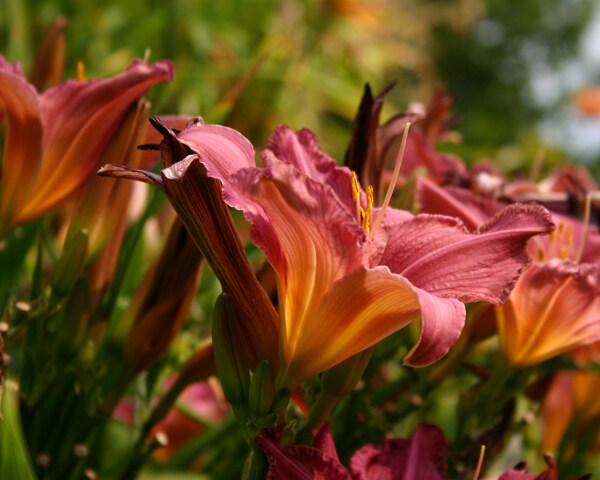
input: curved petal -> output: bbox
[381,204,554,304]
[416,175,503,230]
[280,266,421,387]
[497,260,600,366]
[16,59,174,224]
[260,125,358,217]
[350,423,450,480]
[541,372,573,452]
[160,155,280,366]
[279,266,461,387]
[177,122,256,183]
[402,285,465,367]
[256,426,351,480]
[234,163,372,379]
[0,58,43,234]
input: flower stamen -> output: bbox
[471,445,486,480]
[77,61,86,82]
[363,185,374,233]
[351,171,362,225]
[370,122,411,239]
[575,191,600,263]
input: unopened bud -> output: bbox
[212,293,250,418]
[51,229,89,298]
[248,360,274,418]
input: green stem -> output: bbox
[307,390,339,431]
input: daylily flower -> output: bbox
[256,422,454,480]
[226,126,552,388]
[417,176,600,367]
[102,121,552,390]
[65,99,150,263]
[497,259,600,366]
[0,55,173,235]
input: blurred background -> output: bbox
[2,0,600,179]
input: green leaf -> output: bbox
[0,380,36,480]
[0,222,40,317]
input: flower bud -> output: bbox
[212,293,251,419]
[249,360,274,419]
[30,17,66,90]
[122,219,202,375]
[50,229,89,298]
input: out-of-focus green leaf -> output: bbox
[138,472,210,480]
[0,380,36,480]
[0,222,39,318]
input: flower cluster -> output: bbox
[2,29,599,480]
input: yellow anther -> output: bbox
[537,247,545,262]
[567,225,573,247]
[351,172,360,203]
[351,171,375,233]
[363,185,374,233]
[351,171,361,224]
[559,246,569,260]
[77,61,87,82]
[557,222,564,239]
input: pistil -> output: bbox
[369,122,411,239]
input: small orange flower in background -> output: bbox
[0,55,173,235]
[542,370,600,455]
[573,85,600,116]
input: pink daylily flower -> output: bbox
[417,176,600,366]
[0,55,173,234]
[211,125,552,387]
[102,122,553,389]
[255,422,453,480]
